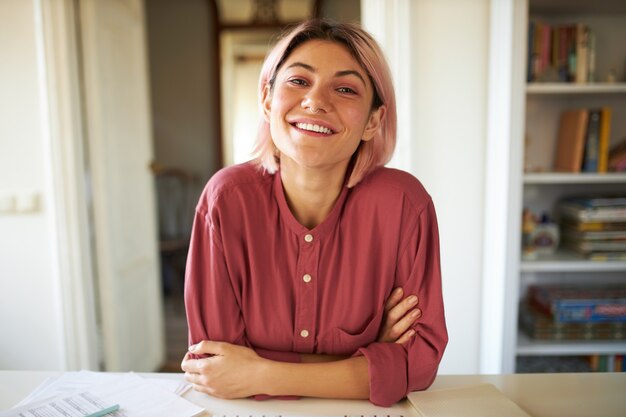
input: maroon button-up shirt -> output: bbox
[185,162,447,406]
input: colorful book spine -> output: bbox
[598,107,612,173]
[552,299,626,323]
[582,109,601,172]
[528,21,535,82]
[575,24,589,83]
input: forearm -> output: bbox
[299,353,348,363]
[259,355,370,399]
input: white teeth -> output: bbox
[296,122,332,134]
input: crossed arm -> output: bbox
[181,287,422,400]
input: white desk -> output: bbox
[1,371,625,417]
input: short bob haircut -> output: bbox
[251,19,397,188]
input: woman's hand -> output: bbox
[181,340,267,399]
[378,287,421,344]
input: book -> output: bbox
[598,107,612,172]
[527,21,535,81]
[529,285,626,323]
[407,384,532,417]
[575,24,589,83]
[587,251,626,261]
[567,25,577,82]
[565,239,626,252]
[557,25,569,81]
[608,137,626,172]
[519,302,626,340]
[563,196,626,208]
[587,30,596,82]
[563,228,626,241]
[557,198,626,223]
[553,109,589,172]
[559,201,626,222]
[562,220,626,232]
[582,109,601,172]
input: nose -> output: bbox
[301,86,329,114]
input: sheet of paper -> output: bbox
[0,391,115,417]
[407,384,531,417]
[148,377,192,396]
[4,373,203,417]
[15,371,127,407]
[15,371,192,408]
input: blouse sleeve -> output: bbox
[184,206,301,365]
[356,200,448,407]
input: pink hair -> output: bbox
[251,19,397,188]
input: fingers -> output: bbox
[386,294,419,324]
[181,352,205,374]
[189,340,225,355]
[395,329,416,345]
[391,308,421,341]
[384,287,404,312]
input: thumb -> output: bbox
[189,340,224,355]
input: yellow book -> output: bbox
[598,107,612,173]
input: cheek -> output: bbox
[343,107,371,132]
[269,88,296,112]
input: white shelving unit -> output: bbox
[524,173,626,184]
[527,83,626,94]
[512,0,626,373]
[517,333,626,356]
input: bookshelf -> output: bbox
[513,0,626,373]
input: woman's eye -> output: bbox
[337,87,357,94]
[288,78,308,86]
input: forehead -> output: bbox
[283,39,364,73]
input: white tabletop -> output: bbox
[1,371,625,417]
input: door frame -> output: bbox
[37,0,100,371]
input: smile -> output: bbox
[294,122,334,135]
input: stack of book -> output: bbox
[553,108,612,173]
[528,21,595,83]
[558,196,626,260]
[520,284,626,340]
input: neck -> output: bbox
[279,157,349,229]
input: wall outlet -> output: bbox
[15,192,41,213]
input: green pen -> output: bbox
[84,404,120,417]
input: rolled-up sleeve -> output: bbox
[356,200,448,407]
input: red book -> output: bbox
[554,109,589,172]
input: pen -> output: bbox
[84,404,120,417]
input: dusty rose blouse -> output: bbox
[184,162,447,406]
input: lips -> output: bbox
[289,118,338,135]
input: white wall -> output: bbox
[363,0,490,374]
[411,0,489,374]
[0,0,64,370]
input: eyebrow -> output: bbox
[286,62,367,86]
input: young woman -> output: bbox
[181,19,447,407]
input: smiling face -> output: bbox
[263,40,384,175]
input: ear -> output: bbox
[362,105,385,142]
[262,84,272,122]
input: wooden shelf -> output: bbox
[526,83,626,94]
[517,332,626,356]
[523,173,626,184]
